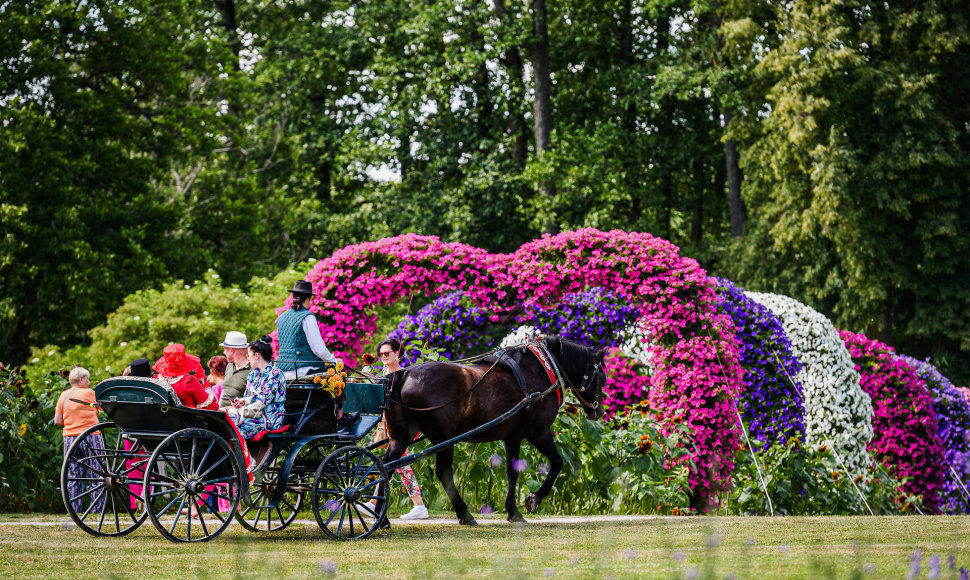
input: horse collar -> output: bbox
[524,338,564,407]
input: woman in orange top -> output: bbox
[55,367,103,512]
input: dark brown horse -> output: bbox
[382,335,607,525]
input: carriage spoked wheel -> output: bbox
[61,422,150,537]
[236,438,333,532]
[143,428,242,543]
[311,445,390,540]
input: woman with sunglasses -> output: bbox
[370,338,428,520]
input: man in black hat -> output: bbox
[276,280,356,427]
[276,280,338,378]
[124,358,153,378]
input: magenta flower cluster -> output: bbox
[840,331,946,513]
[897,354,970,514]
[601,348,651,418]
[275,229,744,506]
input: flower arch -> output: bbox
[271,234,500,361]
[747,292,873,475]
[484,229,743,505]
[278,229,743,508]
[897,355,970,514]
[713,279,805,449]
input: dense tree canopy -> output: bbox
[2,0,968,382]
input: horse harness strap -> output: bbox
[528,336,601,411]
[494,351,528,397]
[525,343,564,407]
[388,357,504,413]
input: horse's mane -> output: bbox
[543,335,595,380]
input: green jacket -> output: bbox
[219,362,251,407]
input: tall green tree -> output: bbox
[0,0,233,363]
[731,0,970,381]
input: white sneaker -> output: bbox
[399,505,429,520]
[355,503,378,519]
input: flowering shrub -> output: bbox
[747,292,873,475]
[0,364,65,512]
[523,287,639,349]
[838,330,945,512]
[713,279,805,449]
[389,291,506,363]
[896,355,970,514]
[284,229,744,508]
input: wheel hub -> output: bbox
[343,487,361,503]
[185,478,204,495]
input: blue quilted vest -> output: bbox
[276,307,328,374]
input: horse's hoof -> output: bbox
[459,516,479,526]
[525,493,540,514]
[508,513,527,523]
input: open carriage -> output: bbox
[61,369,392,542]
[62,336,607,543]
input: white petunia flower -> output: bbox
[747,292,873,476]
[500,326,539,348]
[619,325,654,375]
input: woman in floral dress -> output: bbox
[228,335,287,449]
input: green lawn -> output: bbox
[1,515,968,578]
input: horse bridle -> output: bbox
[562,358,602,411]
[534,337,602,412]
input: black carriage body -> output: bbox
[76,375,388,541]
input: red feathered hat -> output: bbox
[153,343,204,378]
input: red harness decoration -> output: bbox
[526,343,563,406]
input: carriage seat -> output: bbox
[335,381,384,439]
[249,425,291,442]
[94,376,179,406]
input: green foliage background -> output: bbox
[2,1,968,379]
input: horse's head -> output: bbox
[545,335,607,421]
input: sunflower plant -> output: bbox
[0,363,65,512]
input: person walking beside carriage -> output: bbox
[370,338,429,520]
[55,367,104,513]
[217,331,251,410]
[277,279,356,427]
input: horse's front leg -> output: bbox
[435,447,477,525]
[503,439,526,523]
[524,430,563,514]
